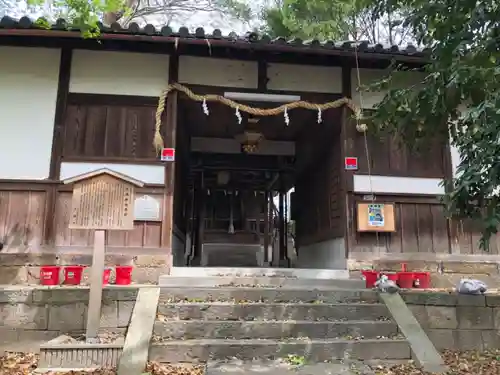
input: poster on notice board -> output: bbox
[368,203,385,227]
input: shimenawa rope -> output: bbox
[153,82,365,152]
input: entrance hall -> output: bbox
[170,88,347,270]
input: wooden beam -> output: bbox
[191,137,295,156]
[43,48,71,246]
[257,59,268,91]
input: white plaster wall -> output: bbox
[351,69,426,109]
[296,238,347,269]
[69,50,169,96]
[267,63,342,93]
[60,162,164,184]
[450,145,461,178]
[0,46,60,180]
[178,56,258,88]
[353,175,445,195]
[449,103,469,178]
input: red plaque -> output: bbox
[345,157,358,170]
[161,148,175,162]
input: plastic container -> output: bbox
[115,266,133,285]
[103,268,112,285]
[63,266,84,285]
[361,270,379,288]
[397,272,415,288]
[414,272,431,288]
[40,266,61,286]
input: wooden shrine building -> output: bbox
[0,16,494,276]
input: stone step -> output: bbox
[170,267,349,279]
[159,287,379,304]
[158,276,365,288]
[153,320,398,340]
[157,302,390,321]
[149,338,411,362]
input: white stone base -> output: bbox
[169,267,350,279]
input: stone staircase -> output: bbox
[149,275,411,364]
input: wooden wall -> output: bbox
[0,92,170,252]
[0,182,165,251]
[0,187,46,251]
[63,95,162,161]
[354,132,448,178]
[295,108,343,247]
[347,193,500,256]
[347,195,450,254]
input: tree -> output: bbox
[20,0,251,36]
[366,0,500,249]
[259,0,415,45]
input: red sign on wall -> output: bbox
[161,148,175,162]
[344,157,358,170]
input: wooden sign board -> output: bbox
[357,202,396,232]
[64,169,144,231]
[134,195,161,221]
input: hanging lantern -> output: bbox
[235,131,264,153]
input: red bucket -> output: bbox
[414,272,431,288]
[63,266,84,285]
[361,270,379,288]
[397,272,415,289]
[103,268,112,285]
[115,266,133,285]
[40,266,61,286]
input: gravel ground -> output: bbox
[0,352,203,375]
[2,350,499,374]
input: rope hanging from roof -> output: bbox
[153,82,366,152]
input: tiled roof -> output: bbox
[0,15,430,59]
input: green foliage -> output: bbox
[215,0,252,22]
[27,0,126,37]
[260,0,357,39]
[367,0,500,249]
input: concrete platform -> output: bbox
[169,267,350,279]
[158,276,364,288]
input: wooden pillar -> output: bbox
[263,190,270,264]
[43,48,72,246]
[193,172,205,264]
[185,187,195,265]
[160,93,178,252]
[340,65,354,261]
[279,184,285,263]
[161,54,179,268]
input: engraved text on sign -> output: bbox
[69,175,135,230]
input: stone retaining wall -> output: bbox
[350,258,500,288]
[402,291,500,351]
[0,286,138,352]
[0,253,169,284]
[1,286,498,353]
